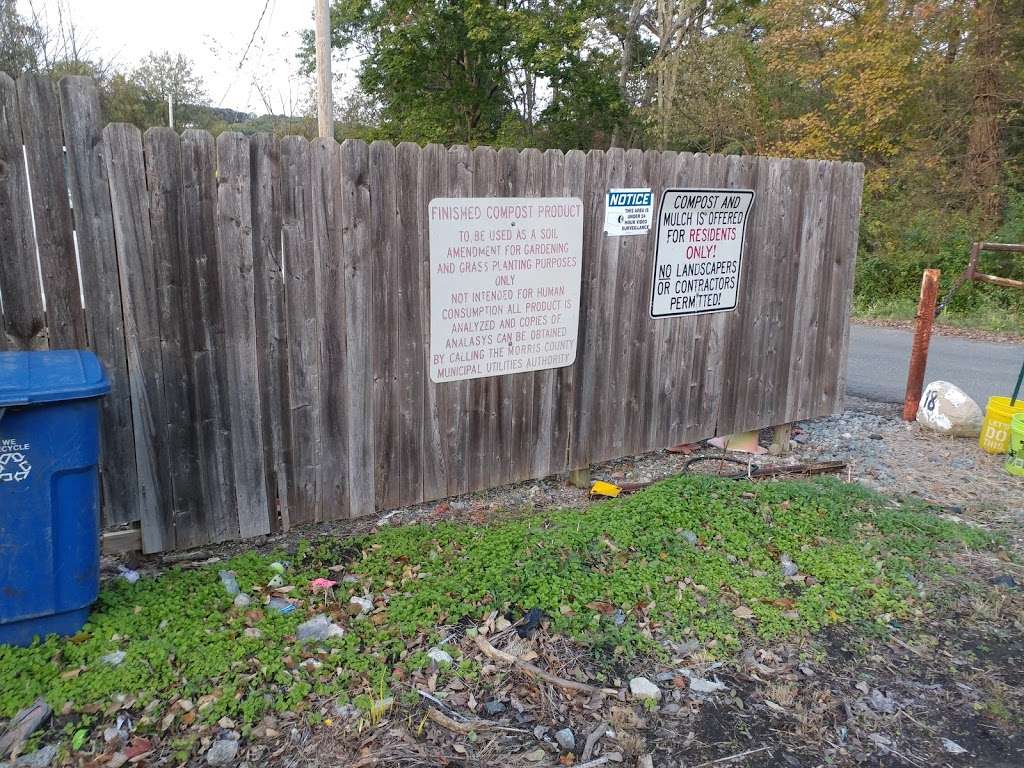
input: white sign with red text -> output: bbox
[650,189,755,318]
[429,197,584,383]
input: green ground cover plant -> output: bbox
[0,477,995,733]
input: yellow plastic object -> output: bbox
[979,396,1024,454]
[1005,413,1024,477]
[590,480,621,497]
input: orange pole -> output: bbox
[902,269,941,421]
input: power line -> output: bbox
[237,0,273,70]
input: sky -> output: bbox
[17,0,357,115]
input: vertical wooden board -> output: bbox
[312,138,348,521]
[395,142,424,504]
[493,147,519,487]
[833,163,864,411]
[144,128,204,549]
[554,148,587,471]
[441,145,473,497]
[58,75,139,525]
[508,147,544,482]
[760,159,807,429]
[733,156,779,432]
[821,162,863,414]
[531,148,565,478]
[811,159,843,417]
[714,154,762,437]
[214,132,270,539]
[181,129,238,543]
[612,148,650,456]
[687,153,731,441]
[17,73,86,348]
[0,73,45,350]
[786,160,832,421]
[569,149,607,470]
[281,136,321,525]
[660,153,701,447]
[369,140,401,509]
[103,123,169,553]
[340,139,375,518]
[469,145,500,494]
[250,133,292,531]
[418,144,448,501]
[641,150,677,449]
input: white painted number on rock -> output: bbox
[429,197,584,383]
[650,189,754,318]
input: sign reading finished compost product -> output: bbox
[429,197,584,383]
[650,189,755,318]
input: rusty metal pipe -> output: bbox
[903,269,941,421]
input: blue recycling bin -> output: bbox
[0,350,110,646]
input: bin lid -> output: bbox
[0,350,110,407]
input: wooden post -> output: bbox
[769,423,792,456]
[314,0,333,139]
[568,468,591,488]
[902,268,941,421]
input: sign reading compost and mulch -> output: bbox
[429,198,584,383]
[650,189,755,317]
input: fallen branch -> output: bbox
[424,707,528,735]
[474,634,617,696]
[580,720,608,762]
[0,698,51,758]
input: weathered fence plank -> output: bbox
[180,129,238,544]
[369,140,401,509]
[340,140,375,518]
[17,73,87,348]
[418,144,448,501]
[469,145,500,494]
[215,132,270,540]
[250,134,291,532]
[395,142,425,503]
[144,128,203,549]
[281,136,321,525]
[0,73,45,351]
[569,149,607,471]
[58,76,139,525]
[103,123,170,553]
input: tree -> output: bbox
[129,51,210,127]
[0,0,43,76]
[315,0,608,145]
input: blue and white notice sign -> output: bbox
[603,188,654,236]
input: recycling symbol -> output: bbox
[0,451,31,482]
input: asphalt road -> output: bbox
[846,324,1023,406]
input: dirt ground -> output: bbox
[94,396,1023,768]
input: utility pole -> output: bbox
[168,92,174,131]
[315,0,333,139]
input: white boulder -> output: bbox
[916,381,983,437]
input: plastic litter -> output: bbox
[267,574,284,589]
[516,607,544,638]
[590,480,621,497]
[780,554,799,578]
[218,571,239,596]
[101,651,126,666]
[269,562,286,574]
[296,614,345,643]
[267,598,295,615]
[118,567,140,584]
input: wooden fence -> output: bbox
[0,72,864,552]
